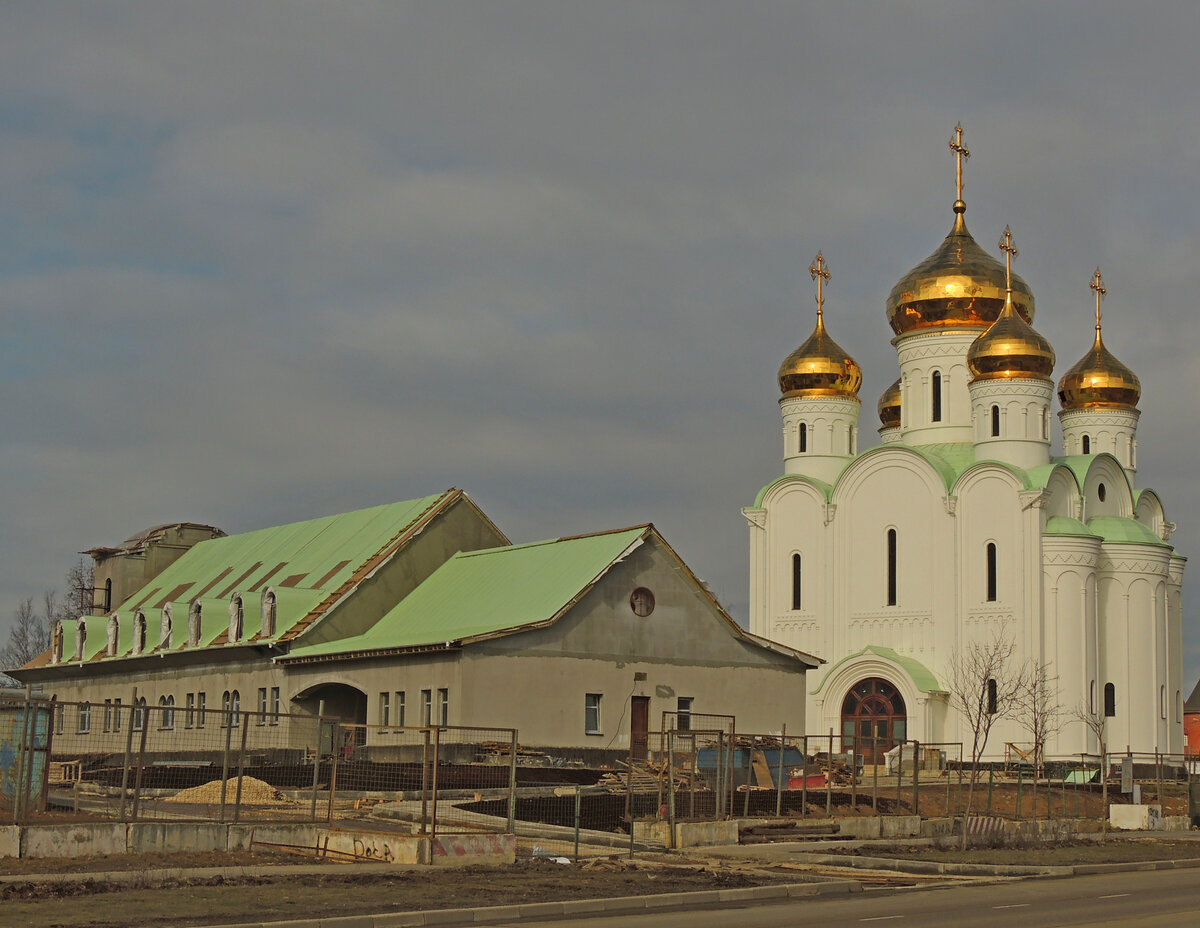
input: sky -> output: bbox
[3,3,1200,684]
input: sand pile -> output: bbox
[164,776,293,805]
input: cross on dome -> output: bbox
[949,123,970,210]
[1090,267,1106,333]
[810,251,830,321]
[999,226,1018,291]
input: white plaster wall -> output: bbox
[896,330,979,445]
[969,379,1053,470]
[1059,407,1140,474]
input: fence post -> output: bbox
[912,740,920,815]
[219,703,235,823]
[850,730,858,811]
[895,739,903,813]
[131,708,151,821]
[872,735,879,814]
[419,728,430,835]
[825,730,832,816]
[327,723,341,825]
[742,741,751,817]
[800,735,808,819]
[309,711,324,823]
[233,713,250,825]
[507,729,518,835]
[775,725,786,817]
[118,688,138,821]
[573,784,582,861]
[666,730,676,849]
[430,725,441,839]
[12,689,32,823]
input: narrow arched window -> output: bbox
[792,554,802,610]
[798,423,807,453]
[134,612,146,655]
[886,529,898,606]
[990,405,1000,437]
[931,372,942,422]
[986,678,998,715]
[1082,434,1091,454]
[188,601,202,648]
[229,595,244,642]
[1160,685,1167,720]
[106,615,119,657]
[986,543,997,602]
[160,605,173,650]
[103,578,112,612]
[261,589,277,638]
[1089,680,1096,713]
[1104,682,1116,718]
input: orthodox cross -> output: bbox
[1090,267,1106,333]
[949,123,970,203]
[810,252,831,321]
[999,226,1018,291]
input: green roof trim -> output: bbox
[812,645,943,696]
[1044,516,1101,539]
[1086,515,1172,548]
[911,442,978,488]
[284,527,649,659]
[78,492,451,662]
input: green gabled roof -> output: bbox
[812,645,943,696]
[1044,516,1101,539]
[1087,515,1172,548]
[752,473,833,508]
[284,527,649,660]
[76,492,452,662]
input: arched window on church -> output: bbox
[986,678,998,715]
[986,543,997,602]
[103,578,112,612]
[1082,434,1091,454]
[1089,680,1096,713]
[886,529,898,606]
[792,554,802,610]
[990,405,1000,437]
[931,372,942,422]
[799,423,807,453]
[1160,685,1167,720]
[1104,682,1116,718]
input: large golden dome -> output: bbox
[778,314,863,399]
[967,299,1055,381]
[877,377,901,429]
[1058,270,1140,410]
[1058,330,1140,409]
[887,206,1035,336]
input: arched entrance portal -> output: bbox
[841,677,906,764]
[292,682,369,751]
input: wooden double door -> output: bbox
[841,677,906,764]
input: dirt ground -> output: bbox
[1,857,782,928]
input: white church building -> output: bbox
[744,128,1185,761]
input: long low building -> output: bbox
[15,488,818,752]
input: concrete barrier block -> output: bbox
[0,825,19,858]
[429,833,514,867]
[1109,804,1162,830]
[920,817,955,837]
[632,820,739,848]
[1161,815,1190,832]
[321,829,427,865]
[128,823,228,855]
[837,817,881,839]
[21,824,127,858]
[881,815,921,837]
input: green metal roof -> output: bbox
[752,473,833,508]
[1086,515,1172,548]
[812,645,943,696]
[285,527,649,659]
[1044,516,1101,539]
[912,442,978,488]
[76,492,451,662]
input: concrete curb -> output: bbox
[187,880,864,928]
[741,851,1200,879]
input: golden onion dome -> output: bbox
[886,206,1035,336]
[877,377,902,429]
[1057,330,1140,409]
[778,314,863,399]
[1057,269,1140,410]
[967,298,1055,381]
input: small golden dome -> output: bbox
[967,300,1055,381]
[1057,269,1140,410]
[887,209,1035,336]
[1057,330,1140,409]
[778,314,863,399]
[878,377,902,429]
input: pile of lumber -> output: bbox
[594,758,689,792]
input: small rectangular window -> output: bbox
[196,692,206,728]
[585,693,602,735]
[270,686,280,724]
[78,703,91,734]
[379,691,391,728]
[421,689,432,726]
[396,691,405,727]
[113,698,122,732]
[436,688,448,727]
[185,693,195,728]
[54,701,64,735]
[677,697,693,731]
[103,699,112,732]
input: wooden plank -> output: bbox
[750,748,774,789]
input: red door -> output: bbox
[631,696,650,760]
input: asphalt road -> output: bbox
[495,868,1200,928]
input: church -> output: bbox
[744,127,1185,761]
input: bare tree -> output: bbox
[1071,702,1109,838]
[1,597,51,681]
[64,558,94,619]
[947,632,1027,843]
[1015,660,1065,820]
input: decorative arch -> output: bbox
[229,594,244,643]
[106,614,119,657]
[133,610,147,655]
[261,587,278,638]
[841,677,907,763]
[75,618,87,661]
[187,600,202,647]
[160,604,173,650]
[814,647,941,750]
[1134,490,1167,540]
[51,621,64,664]
[1082,454,1134,518]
